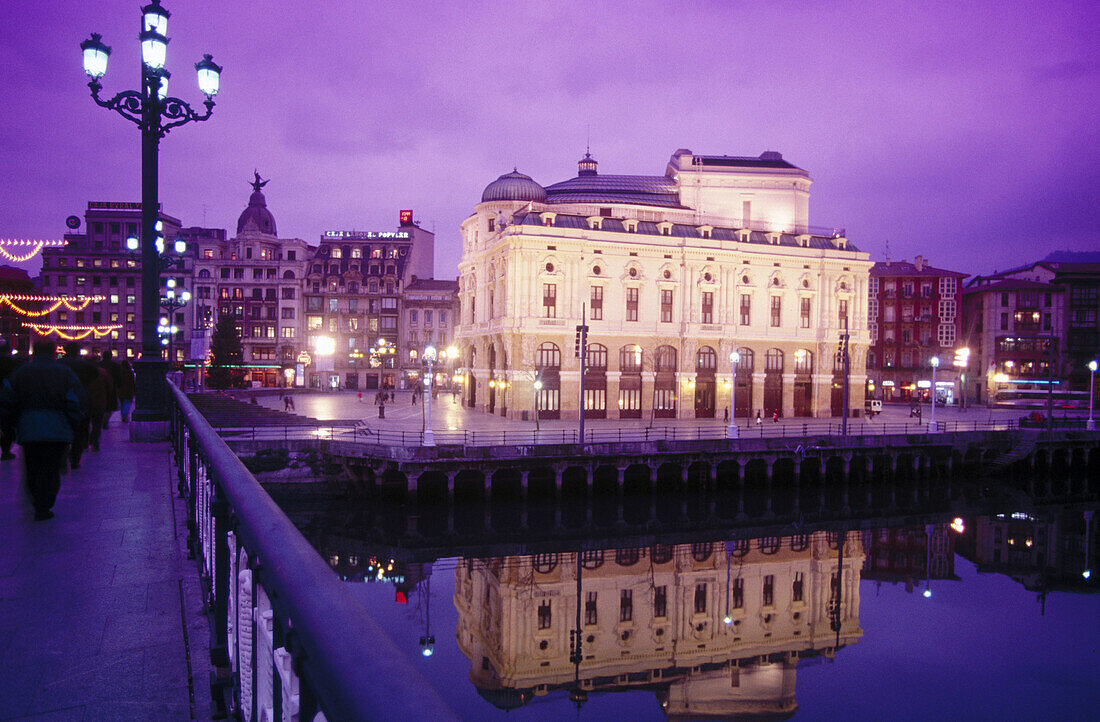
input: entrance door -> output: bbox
[694,379,715,418]
[764,373,782,416]
[794,379,812,417]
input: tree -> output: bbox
[207,314,246,390]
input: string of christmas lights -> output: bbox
[0,294,105,317]
[0,239,67,263]
[22,322,122,341]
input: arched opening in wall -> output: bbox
[694,346,717,418]
[764,349,784,417]
[490,468,522,532]
[585,343,608,419]
[793,349,813,417]
[655,463,682,496]
[453,469,485,502]
[380,469,408,503]
[415,471,448,535]
[592,466,619,528]
[735,348,754,419]
[487,344,497,414]
[617,345,643,419]
[535,342,561,419]
[623,464,652,527]
[654,345,678,418]
[742,460,769,517]
[561,466,589,529]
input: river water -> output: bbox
[286,478,1098,721]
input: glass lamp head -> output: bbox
[180,290,191,302]
[81,34,111,79]
[930,356,940,368]
[730,351,740,364]
[140,28,168,71]
[126,236,139,251]
[174,239,186,254]
[141,1,170,35]
[1090,360,1098,372]
[424,345,437,361]
[195,54,222,97]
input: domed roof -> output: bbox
[236,172,277,236]
[481,170,546,204]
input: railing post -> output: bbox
[186,437,199,558]
[211,485,231,668]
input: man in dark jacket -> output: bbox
[0,340,84,520]
[99,350,122,428]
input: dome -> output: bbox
[236,173,277,236]
[481,170,546,204]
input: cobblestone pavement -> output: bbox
[0,424,213,721]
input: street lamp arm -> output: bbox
[88,81,145,127]
[160,96,215,135]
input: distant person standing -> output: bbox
[117,359,136,422]
[0,340,85,520]
[99,350,122,428]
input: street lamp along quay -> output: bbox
[82,0,221,439]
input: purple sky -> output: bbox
[2,0,1097,280]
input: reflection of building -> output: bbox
[454,532,863,716]
[866,257,967,404]
[303,213,435,390]
[861,524,958,592]
[190,176,312,387]
[455,149,872,421]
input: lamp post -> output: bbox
[422,345,436,446]
[1087,360,1097,431]
[954,347,970,411]
[727,351,740,439]
[82,1,221,433]
[1083,510,1093,580]
[158,279,190,369]
[929,356,940,432]
[533,378,542,433]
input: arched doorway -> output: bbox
[585,343,607,419]
[736,347,754,418]
[694,346,716,418]
[618,345,642,419]
[764,348,784,417]
[654,345,678,418]
[794,349,813,417]
[535,342,561,419]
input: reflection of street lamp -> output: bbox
[1087,360,1097,431]
[923,524,934,598]
[419,576,434,657]
[422,345,436,446]
[727,351,740,439]
[929,356,940,432]
[1083,510,1093,580]
[83,1,221,425]
[722,540,734,625]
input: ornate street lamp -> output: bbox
[727,351,740,439]
[1088,360,1097,431]
[422,345,437,446]
[929,356,940,432]
[159,279,190,369]
[82,0,221,434]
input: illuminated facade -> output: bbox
[455,149,872,421]
[402,278,459,389]
[303,214,434,390]
[454,533,864,715]
[190,177,312,387]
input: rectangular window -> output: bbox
[770,296,782,327]
[800,297,811,328]
[425,310,433,325]
[694,583,707,614]
[740,294,751,325]
[585,591,598,626]
[839,299,849,326]
[619,589,633,622]
[410,310,418,325]
[543,283,557,318]
[733,578,744,609]
[626,287,639,322]
[280,327,295,339]
[793,572,804,602]
[1000,313,1008,330]
[653,586,667,619]
[701,291,713,324]
[660,289,673,323]
[439,311,447,326]
[538,600,551,630]
[590,286,603,320]
[763,574,774,606]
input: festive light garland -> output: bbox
[22,322,122,341]
[0,294,105,317]
[0,239,67,263]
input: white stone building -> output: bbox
[455,150,872,420]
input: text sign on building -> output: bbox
[323,230,410,240]
[89,201,144,210]
[399,209,413,225]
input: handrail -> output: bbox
[169,384,457,722]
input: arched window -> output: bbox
[615,548,640,567]
[759,537,781,554]
[737,347,755,371]
[532,553,558,574]
[765,348,784,372]
[695,346,717,371]
[328,264,339,275]
[347,282,359,294]
[586,343,608,370]
[619,345,643,372]
[535,342,561,370]
[655,345,678,372]
[691,542,713,562]
[197,269,211,278]
[650,545,673,564]
[580,550,604,569]
[282,270,295,279]
[729,539,750,557]
[794,350,813,374]
[790,535,810,552]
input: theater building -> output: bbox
[455,149,872,420]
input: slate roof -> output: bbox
[405,278,458,292]
[693,154,803,170]
[510,213,856,252]
[544,174,684,209]
[961,278,1061,293]
[870,260,968,278]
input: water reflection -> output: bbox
[291,480,1098,719]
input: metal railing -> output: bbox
[168,384,457,722]
[213,417,1024,449]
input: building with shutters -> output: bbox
[454,149,873,421]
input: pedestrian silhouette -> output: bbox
[0,340,85,520]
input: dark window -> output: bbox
[694,583,707,614]
[740,295,751,325]
[732,578,744,608]
[793,572,804,602]
[538,600,551,629]
[760,537,780,554]
[691,542,712,562]
[590,286,603,320]
[626,287,638,321]
[616,548,640,566]
[771,296,782,327]
[533,553,558,574]
[661,289,673,323]
[651,545,672,564]
[585,592,598,625]
[620,589,633,622]
[654,586,667,618]
[580,550,604,569]
[543,283,556,318]
[701,291,713,324]
[800,297,811,328]
[763,575,775,606]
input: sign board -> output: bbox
[296,351,312,365]
[399,209,413,225]
[323,230,410,240]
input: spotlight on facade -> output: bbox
[314,336,335,356]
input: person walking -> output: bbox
[99,350,122,428]
[59,343,100,465]
[117,359,136,422]
[755,410,762,426]
[772,409,780,423]
[0,340,85,520]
